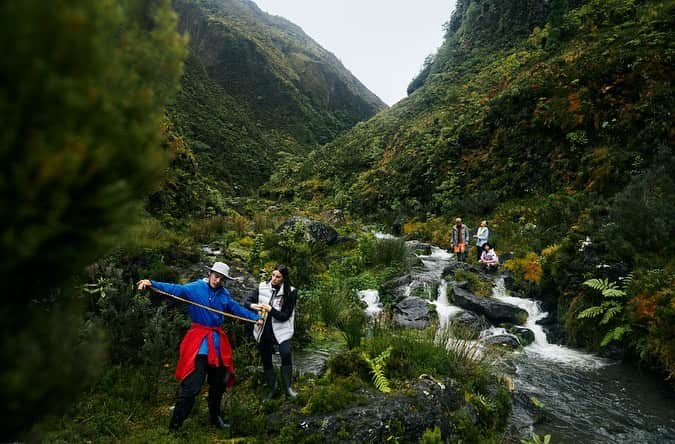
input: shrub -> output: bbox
[359,236,414,270]
[301,376,366,415]
[0,0,187,434]
[504,252,543,284]
[420,426,443,444]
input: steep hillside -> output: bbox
[271,0,674,377]
[167,0,386,193]
[280,0,672,220]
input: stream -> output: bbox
[360,242,675,443]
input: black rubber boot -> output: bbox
[264,368,278,400]
[209,415,230,429]
[168,396,194,431]
[280,365,297,399]
[208,395,229,429]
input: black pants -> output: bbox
[258,318,292,369]
[258,339,292,369]
[171,355,229,426]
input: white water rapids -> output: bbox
[358,239,675,443]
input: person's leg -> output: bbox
[206,365,229,429]
[170,355,207,430]
[278,340,297,398]
[258,341,278,399]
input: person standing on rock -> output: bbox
[244,264,298,400]
[473,220,490,261]
[137,262,262,431]
[452,217,470,262]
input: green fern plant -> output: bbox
[577,277,632,346]
[361,346,393,393]
[520,433,552,444]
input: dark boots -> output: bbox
[208,391,229,429]
[264,368,278,400]
[169,396,194,431]
[281,365,297,399]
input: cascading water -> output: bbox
[488,276,675,442]
[415,243,675,443]
[359,237,675,442]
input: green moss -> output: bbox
[301,376,367,415]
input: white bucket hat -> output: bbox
[206,261,235,280]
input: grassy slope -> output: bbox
[288,0,672,220]
[167,0,386,193]
[275,0,674,376]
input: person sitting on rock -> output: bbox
[479,243,499,270]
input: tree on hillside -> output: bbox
[0,0,187,437]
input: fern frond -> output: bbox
[577,305,604,319]
[602,288,626,298]
[361,350,392,393]
[583,278,609,291]
[371,363,391,393]
[373,346,393,366]
[600,325,631,346]
[600,305,622,325]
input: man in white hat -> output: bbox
[137,262,262,431]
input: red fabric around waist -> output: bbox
[174,323,234,387]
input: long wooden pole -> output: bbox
[148,286,259,324]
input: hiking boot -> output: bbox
[210,415,230,429]
[281,365,297,399]
[264,368,278,400]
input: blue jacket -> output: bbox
[151,279,260,354]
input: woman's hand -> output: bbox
[260,303,272,312]
[250,303,262,311]
[137,279,151,290]
[256,318,264,326]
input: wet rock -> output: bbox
[380,274,413,302]
[286,377,464,443]
[482,333,521,350]
[535,315,566,344]
[335,236,357,245]
[442,261,481,278]
[452,285,528,325]
[392,296,433,329]
[509,326,535,346]
[406,240,432,255]
[452,311,490,336]
[276,217,339,244]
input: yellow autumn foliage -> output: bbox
[504,252,543,284]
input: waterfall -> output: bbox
[491,277,606,368]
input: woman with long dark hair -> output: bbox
[244,264,298,399]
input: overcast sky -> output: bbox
[252,0,456,106]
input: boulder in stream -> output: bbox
[406,240,432,255]
[451,311,490,337]
[392,296,434,329]
[509,326,535,346]
[451,285,528,325]
[482,333,521,350]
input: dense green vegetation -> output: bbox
[33,225,510,443]
[5,0,674,441]
[274,0,675,379]
[167,0,386,193]
[0,0,187,437]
